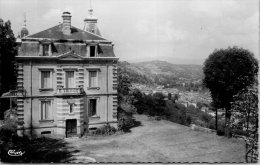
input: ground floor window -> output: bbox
[40,100,52,120]
[89,99,97,116]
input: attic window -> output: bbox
[90,46,96,57]
[39,40,53,56]
[43,44,50,56]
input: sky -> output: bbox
[0,0,259,64]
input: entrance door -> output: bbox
[66,119,77,137]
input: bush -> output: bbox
[216,120,226,136]
[232,129,247,136]
[186,115,192,125]
[0,119,17,142]
[209,119,216,130]
[117,104,135,131]
[94,124,116,135]
[199,112,212,124]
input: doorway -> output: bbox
[66,119,77,137]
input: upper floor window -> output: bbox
[69,103,74,113]
[89,71,98,88]
[41,71,52,89]
[65,71,75,88]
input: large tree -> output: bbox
[0,20,17,118]
[203,47,258,137]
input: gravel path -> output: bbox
[65,114,245,163]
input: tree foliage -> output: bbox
[117,65,136,131]
[203,47,258,109]
[203,47,258,110]
[0,20,17,92]
[203,47,258,137]
[231,86,258,162]
[0,20,17,118]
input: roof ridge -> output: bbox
[25,24,108,41]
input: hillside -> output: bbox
[118,60,203,86]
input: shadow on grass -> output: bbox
[122,118,142,133]
[0,136,79,163]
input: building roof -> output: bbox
[26,24,107,41]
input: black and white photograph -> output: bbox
[0,0,259,163]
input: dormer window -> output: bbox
[43,44,50,56]
[39,39,52,56]
[90,46,96,57]
[87,44,97,57]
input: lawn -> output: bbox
[65,114,245,163]
[0,114,245,163]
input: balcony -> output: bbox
[55,87,85,96]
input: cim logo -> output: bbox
[8,149,25,156]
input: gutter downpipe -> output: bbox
[106,64,109,124]
[30,61,33,137]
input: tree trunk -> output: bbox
[225,108,231,138]
[215,108,218,131]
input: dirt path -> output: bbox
[65,115,245,163]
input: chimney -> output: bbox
[62,12,72,35]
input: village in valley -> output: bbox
[0,0,258,163]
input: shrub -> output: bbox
[193,119,207,128]
[209,119,216,130]
[94,124,116,135]
[0,119,18,142]
[117,104,135,131]
[199,112,212,124]
[186,115,192,126]
[232,129,247,136]
[216,120,226,136]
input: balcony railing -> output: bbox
[56,87,84,95]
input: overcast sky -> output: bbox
[0,0,259,64]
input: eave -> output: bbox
[16,56,119,61]
[22,38,113,44]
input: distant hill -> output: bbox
[118,60,203,86]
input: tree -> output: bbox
[0,20,17,118]
[117,64,136,131]
[117,65,131,104]
[231,86,258,162]
[203,47,258,137]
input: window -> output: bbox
[89,71,97,87]
[89,46,96,57]
[41,71,52,89]
[69,103,74,113]
[42,44,50,56]
[89,99,97,116]
[40,100,52,120]
[65,71,74,88]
